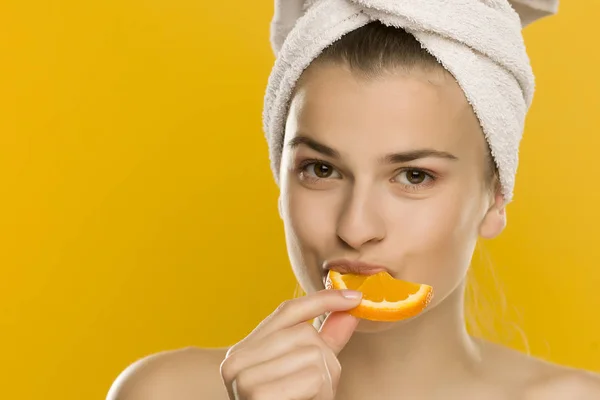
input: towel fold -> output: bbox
[264,0,559,202]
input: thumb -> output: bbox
[318,311,359,355]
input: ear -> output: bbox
[278,195,283,220]
[479,192,507,239]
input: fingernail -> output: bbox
[340,290,362,299]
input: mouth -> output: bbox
[322,259,392,277]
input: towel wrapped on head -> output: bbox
[263,0,559,203]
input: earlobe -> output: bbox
[479,193,507,239]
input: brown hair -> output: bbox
[309,21,500,190]
[315,20,440,76]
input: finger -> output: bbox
[232,345,331,398]
[223,323,341,390]
[318,311,360,355]
[223,323,318,374]
[236,365,326,400]
[240,289,362,346]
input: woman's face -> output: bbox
[279,63,505,329]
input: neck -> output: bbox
[332,281,482,398]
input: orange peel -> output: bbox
[326,270,433,322]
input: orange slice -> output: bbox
[325,270,433,322]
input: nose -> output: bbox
[336,185,386,249]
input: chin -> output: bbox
[354,319,401,333]
[351,313,421,333]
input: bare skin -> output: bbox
[107,65,600,399]
[107,344,600,399]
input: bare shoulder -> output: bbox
[477,339,600,398]
[106,346,229,400]
[524,369,600,399]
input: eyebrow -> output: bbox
[287,135,459,163]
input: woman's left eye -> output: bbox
[393,169,434,187]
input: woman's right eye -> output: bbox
[299,161,341,180]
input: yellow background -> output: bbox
[1,1,599,399]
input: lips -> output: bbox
[323,259,390,276]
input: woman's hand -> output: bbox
[220,289,363,400]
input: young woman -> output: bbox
[107,4,600,400]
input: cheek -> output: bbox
[386,189,483,286]
[280,180,342,292]
[391,187,479,241]
[283,184,338,245]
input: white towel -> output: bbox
[263,0,559,203]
